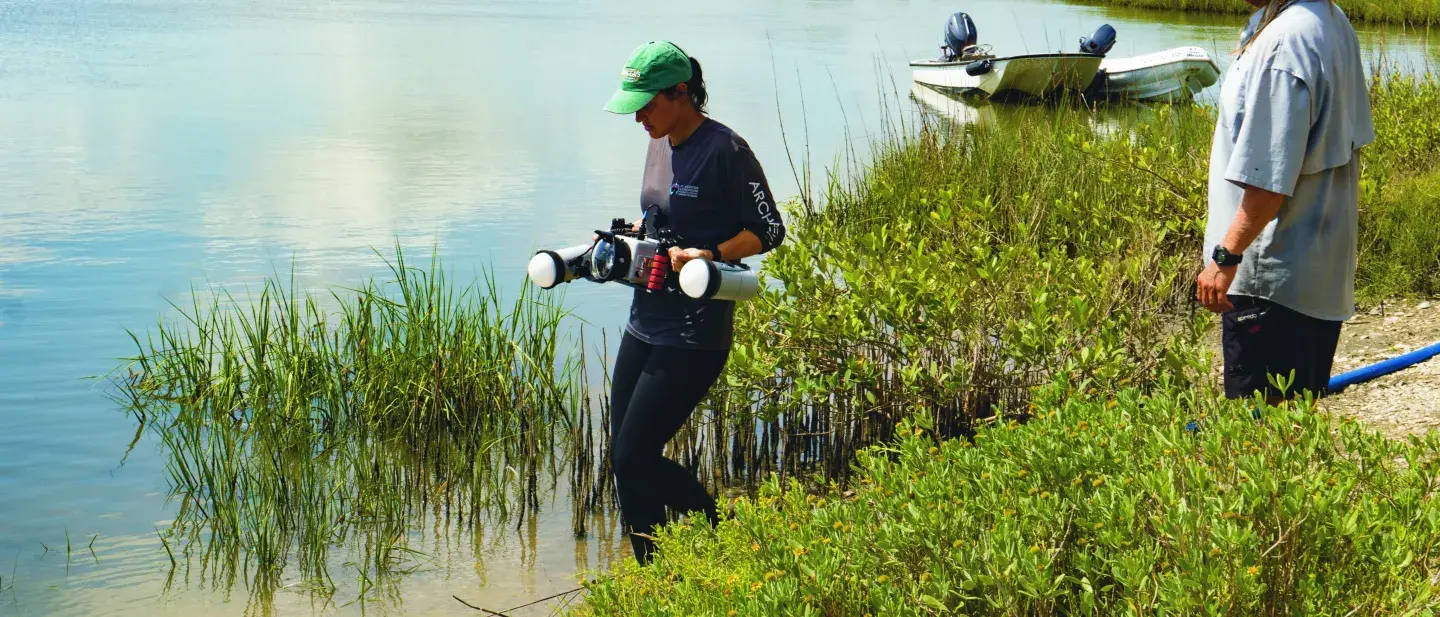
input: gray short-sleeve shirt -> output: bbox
[1204,0,1374,322]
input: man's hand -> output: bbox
[1198,184,1284,314]
[1197,261,1237,313]
[668,246,712,271]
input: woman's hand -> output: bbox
[668,246,712,271]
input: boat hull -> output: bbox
[911,53,1104,100]
[1094,46,1221,102]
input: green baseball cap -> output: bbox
[603,41,693,114]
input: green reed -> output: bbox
[1069,0,1440,26]
[1356,70,1440,300]
[117,246,592,602]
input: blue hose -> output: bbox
[1329,340,1440,394]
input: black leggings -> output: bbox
[609,331,729,564]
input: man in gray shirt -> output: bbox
[1196,0,1374,403]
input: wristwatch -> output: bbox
[707,243,724,263]
[1211,245,1243,267]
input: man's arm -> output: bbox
[1198,186,1286,313]
[1223,185,1287,256]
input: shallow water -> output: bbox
[0,0,1433,614]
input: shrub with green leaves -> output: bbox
[577,384,1440,615]
[679,104,1214,492]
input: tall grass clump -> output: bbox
[116,247,593,601]
[1358,166,1440,300]
[577,385,1440,615]
[1070,0,1440,26]
[1358,71,1440,301]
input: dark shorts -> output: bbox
[1222,295,1343,401]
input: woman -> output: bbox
[1196,0,1372,404]
[602,40,786,564]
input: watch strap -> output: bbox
[1213,245,1242,267]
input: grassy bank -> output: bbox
[574,74,1440,613]
[1071,0,1440,27]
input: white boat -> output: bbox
[910,53,1105,100]
[1092,46,1222,103]
[909,12,1221,104]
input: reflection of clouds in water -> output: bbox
[201,137,427,258]
[0,97,163,258]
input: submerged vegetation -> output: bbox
[1072,0,1440,27]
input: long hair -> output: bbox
[1236,0,1301,57]
[659,45,709,114]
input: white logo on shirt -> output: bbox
[750,182,783,243]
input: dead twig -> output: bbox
[453,585,588,616]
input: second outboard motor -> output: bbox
[1079,24,1117,56]
[943,12,978,59]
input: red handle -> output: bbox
[647,252,670,291]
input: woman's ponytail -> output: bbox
[685,57,708,113]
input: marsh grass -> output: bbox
[116,246,594,603]
[1070,0,1440,26]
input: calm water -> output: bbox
[0,0,1432,614]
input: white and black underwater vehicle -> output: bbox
[527,209,760,302]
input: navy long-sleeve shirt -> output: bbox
[627,118,786,350]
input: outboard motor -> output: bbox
[1079,24,1117,56]
[942,12,978,60]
